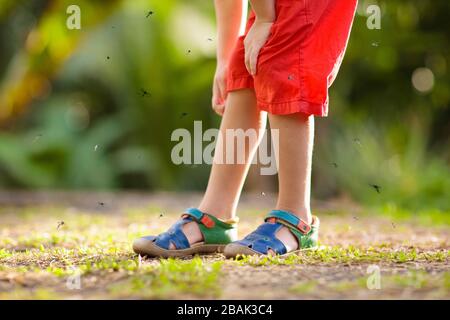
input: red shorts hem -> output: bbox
[226,75,254,92]
[227,75,327,117]
[257,99,327,117]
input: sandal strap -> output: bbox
[265,210,311,234]
[231,211,319,255]
[183,207,216,228]
[183,208,238,245]
[236,223,287,255]
[154,219,190,250]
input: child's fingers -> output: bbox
[213,104,225,116]
[245,45,259,76]
[216,77,227,103]
[212,80,221,104]
[217,76,227,102]
[249,48,259,76]
[211,95,224,115]
[244,46,253,75]
[212,82,225,116]
[211,95,223,114]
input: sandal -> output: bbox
[133,208,238,258]
[223,209,319,258]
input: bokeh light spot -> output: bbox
[411,67,434,93]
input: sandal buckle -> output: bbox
[297,220,311,234]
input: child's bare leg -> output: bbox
[268,112,314,252]
[171,89,267,248]
[199,89,266,219]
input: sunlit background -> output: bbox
[0,0,449,213]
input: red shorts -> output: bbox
[226,0,357,116]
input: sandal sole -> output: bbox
[133,238,227,258]
[223,243,319,259]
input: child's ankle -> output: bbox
[197,205,236,222]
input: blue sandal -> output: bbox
[224,210,319,257]
[133,208,238,258]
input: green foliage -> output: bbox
[312,0,450,210]
[315,122,450,210]
[377,203,450,226]
[0,100,138,188]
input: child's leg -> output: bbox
[267,112,314,252]
[172,89,267,247]
[199,89,266,219]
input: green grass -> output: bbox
[289,271,450,299]
[333,271,446,292]
[0,204,448,299]
[289,280,318,294]
[235,246,449,266]
[0,252,223,299]
[108,258,223,299]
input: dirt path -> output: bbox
[0,192,448,299]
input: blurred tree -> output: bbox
[0,0,122,123]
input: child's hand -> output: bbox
[212,63,228,116]
[244,20,273,76]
